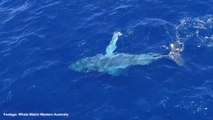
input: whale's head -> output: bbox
[69,54,104,73]
[69,60,93,73]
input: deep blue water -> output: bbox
[1,0,213,120]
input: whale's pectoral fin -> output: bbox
[105,32,122,56]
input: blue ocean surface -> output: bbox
[1,0,213,120]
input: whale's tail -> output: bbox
[168,40,184,66]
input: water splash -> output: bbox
[169,40,184,66]
[176,15,213,47]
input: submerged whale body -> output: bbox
[70,32,182,75]
[70,52,164,75]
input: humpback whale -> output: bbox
[69,32,183,75]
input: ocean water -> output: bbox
[1,0,213,120]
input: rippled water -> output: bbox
[1,0,213,120]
